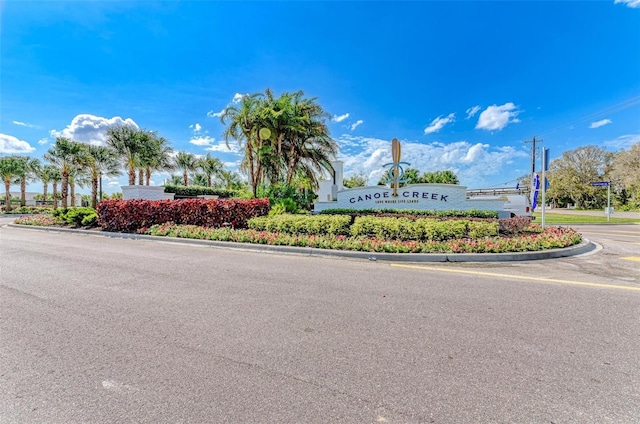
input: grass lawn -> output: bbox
[533,212,640,224]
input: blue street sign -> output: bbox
[590,181,610,187]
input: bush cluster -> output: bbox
[1,206,55,215]
[53,207,98,227]
[97,198,270,233]
[142,223,582,254]
[498,216,534,234]
[317,208,499,219]
[249,214,352,236]
[163,185,237,198]
[349,216,498,241]
[248,214,498,241]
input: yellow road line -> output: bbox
[391,264,640,291]
[621,257,640,262]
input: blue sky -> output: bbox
[1,0,639,194]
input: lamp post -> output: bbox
[99,171,103,202]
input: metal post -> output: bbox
[541,149,547,228]
[607,182,611,222]
[99,172,103,202]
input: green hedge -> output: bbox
[349,216,498,241]
[164,185,237,198]
[248,214,352,236]
[52,207,98,227]
[317,208,499,219]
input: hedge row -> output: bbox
[248,214,498,241]
[317,208,499,219]
[164,185,237,198]
[248,214,352,236]
[97,198,270,233]
[350,216,498,241]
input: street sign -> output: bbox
[590,181,610,187]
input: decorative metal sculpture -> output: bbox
[381,138,410,197]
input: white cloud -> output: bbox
[424,113,455,134]
[207,108,225,118]
[190,136,216,146]
[38,138,49,145]
[335,134,528,188]
[232,93,248,103]
[603,133,640,150]
[12,121,36,128]
[350,120,364,131]
[333,113,350,122]
[189,123,202,132]
[50,114,138,146]
[475,103,521,131]
[108,181,120,187]
[0,133,36,153]
[589,119,612,129]
[465,106,481,119]
[615,0,640,8]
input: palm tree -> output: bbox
[221,93,264,197]
[38,164,59,205]
[0,156,21,212]
[45,137,86,208]
[49,167,62,208]
[87,145,121,208]
[173,151,198,186]
[105,124,142,185]
[15,156,41,207]
[141,134,173,185]
[198,153,224,187]
[192,173,208,187]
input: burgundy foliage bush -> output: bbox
[97,198,270,233]
[498,216,534,234]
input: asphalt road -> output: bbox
[1,223,639,423]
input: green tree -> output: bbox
[106,124,142,185]
[38,165,60,205]
[87,145,121,208]
[142,135,173,186]
[45,137,86,208]
[343,172,368,188]
[0,156,21,212]
[198,153,224,187]
[547,145,613,209]
[15,156,41,206]
[610,141,640,209]
[173,151,198,186]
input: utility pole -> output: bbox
[524,136,543,177]
[524,136,543,211]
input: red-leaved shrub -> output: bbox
[97,198,270,233]
[498,216,534,234]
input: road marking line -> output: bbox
[580,231,640,238]
[597,239,640,245]
[391,264,640,291]
[621,257,640,262]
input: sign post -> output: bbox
[541,148,549,228]
[590,181,611,222]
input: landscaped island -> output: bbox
[12,199,582,254]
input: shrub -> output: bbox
[248,214,352,236]
[317,208,499,219]
[499,216,534,234]
[53,207,98,227]
[97,198,270,233]
[349,216,499,241]
[163,185,237,198]
[269,198,300,215]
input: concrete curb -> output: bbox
[7,223,597,262]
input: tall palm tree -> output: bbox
[49,167,62,208]
[45,137,85,208]
[221,93,264,197]
[198,153,224,187]
[173,151,198,186]
[38,165,59,206]
[105,124,142,185]
[15,156,41,207]
[141,134,173,185]
[68,166,90,207]
[0,156,21,212]
[87,145,121,208]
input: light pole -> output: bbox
[99,171,103,202]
